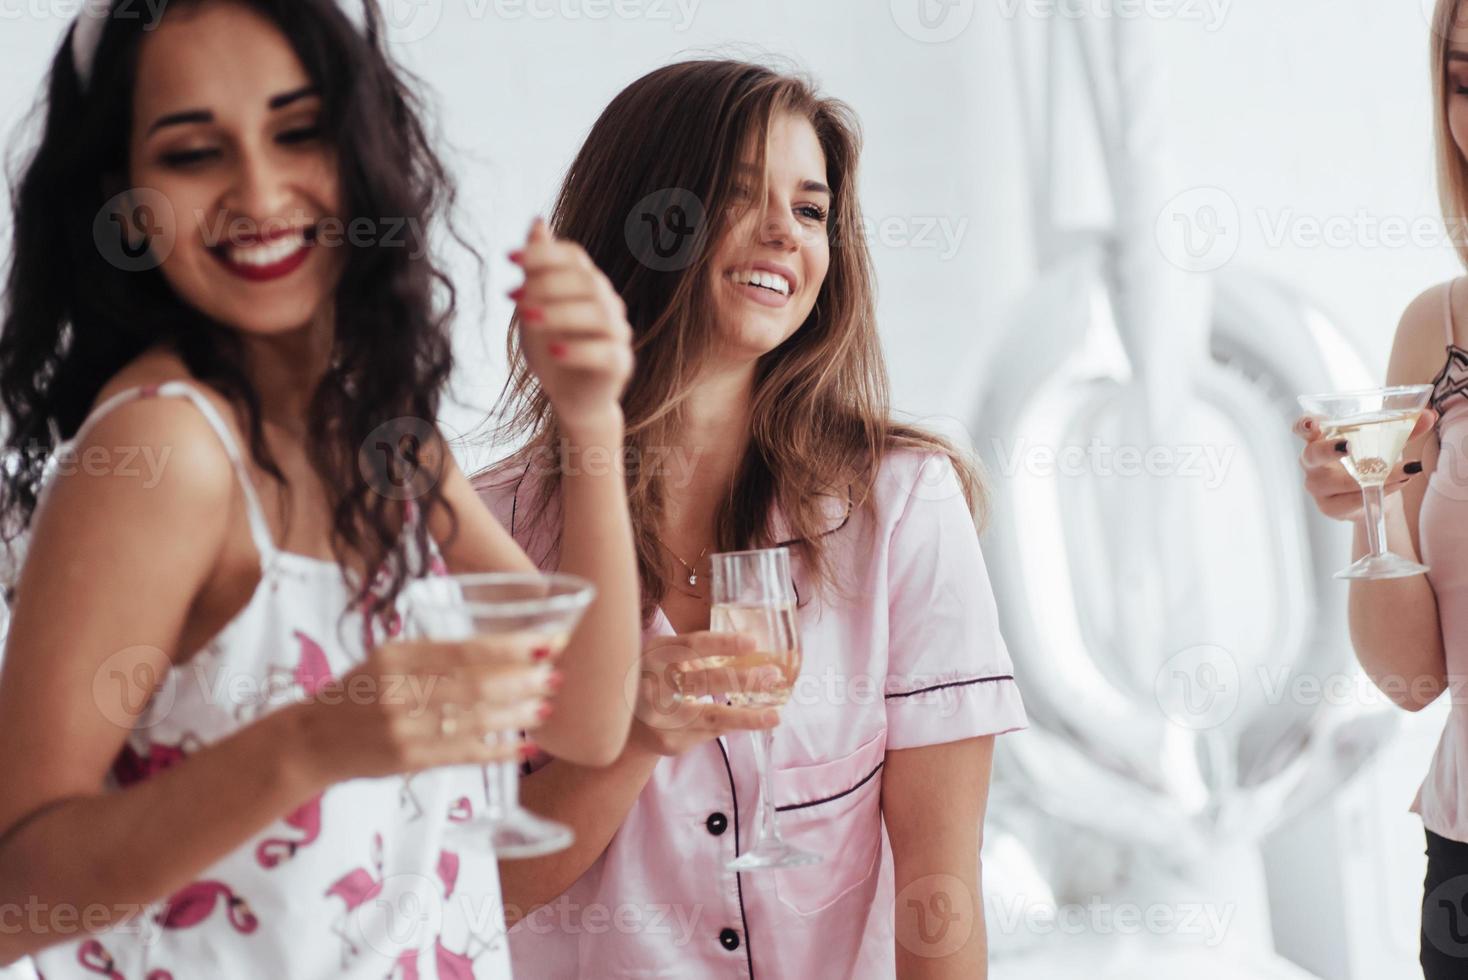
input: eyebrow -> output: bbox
[732,163,833,197]
[146,85,321,136]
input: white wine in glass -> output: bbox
[406,573,594,859]
[1298,384,1434,580]
[707,601,801,707]
[709,548,822,872]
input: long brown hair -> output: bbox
[492,59,987,621]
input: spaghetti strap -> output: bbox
[1447,278,1459,349]
[70,380,279,564]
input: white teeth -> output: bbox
[732,269,791,296]
[225,233,307,268]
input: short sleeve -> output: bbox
[883,454,1027,750]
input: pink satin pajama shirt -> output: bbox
[473,448,1028,979]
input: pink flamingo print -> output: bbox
[77,940,123,979]
[110,740,188,789]
[326,832,385,965]
[388,948,421,980]
[292,630,334,695]
[155,880,258,934]
[436,850,459,899]
[255,792,324,868]
[447,796,472,823]
[435,938,476,980]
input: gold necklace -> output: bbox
[656,537,709,588]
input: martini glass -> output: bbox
[407,572,594,858]
[1298,384,1434,579]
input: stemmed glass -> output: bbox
[407,572,595,858]
[1298,384,1435,580]
[707,547,822,871]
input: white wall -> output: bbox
[0,2,1454,976]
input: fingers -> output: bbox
[427,665,557,711]
[1293,414,1323,443]
[534,337,635,375]
[643,632,759,672]
[521,302,631,340]
[381,636,542,670]
[694,703,781,733]
[1414,408,1440,439]
[676,663,783,701]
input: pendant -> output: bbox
[689,573,697,587]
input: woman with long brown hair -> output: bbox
[476,59,1027,978]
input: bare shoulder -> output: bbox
[56,350,237,511]
[1388,280,1457,387]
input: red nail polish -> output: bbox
[508,250,526,264]
[549,342,567,357]
[547,670,564,691]
[522,307,544,323]
[537,702,554,720]
[508,287,526,302]
[533,646,552,661]
[519,741,538,759]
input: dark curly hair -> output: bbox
[0,0,471,616]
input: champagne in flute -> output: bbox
[710,548,822,871]
[1298,384,1434,580]
[707,601,801,707]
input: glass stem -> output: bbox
[750,727,784,847]
[484,730,520,821]
[1360,483,1390,559]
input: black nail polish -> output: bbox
[1406,461,1424,475]
[1334,441,1348,453]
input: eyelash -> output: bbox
[798,204,829,222]
[157,125,324,169]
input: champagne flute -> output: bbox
[1297,384,1435,579]
[707,547,822,871]
[406,572,595,858]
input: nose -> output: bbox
[222,145,295,238]
[759,198,801,251]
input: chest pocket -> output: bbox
[770,729,887,915]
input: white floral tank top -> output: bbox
[24,381,512,980]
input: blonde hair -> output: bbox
[1434,0,1468,267]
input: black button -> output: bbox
[719,928,741,951]
[706,812,728,836]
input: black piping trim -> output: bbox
[775,761,884,814]
[716,739,756,979]
[885,674,1014,700]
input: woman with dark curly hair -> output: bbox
[0,2,639,976]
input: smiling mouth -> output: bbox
[728,268,793,297]
[209,226,318,283]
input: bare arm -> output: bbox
[0,402,320,962]
[883,736,994,980]
[0,400,546,964]
[1301,284,1451,710]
